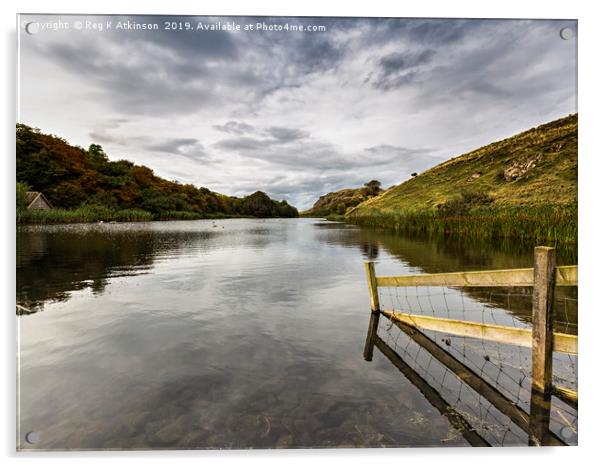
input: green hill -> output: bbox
[346,114,577,243]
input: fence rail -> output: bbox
[375,265,577,288]
[380,310,577,354]
[364,246,578,400]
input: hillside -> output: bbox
[16,124,298,222]
[350,114,576,215]
[302,181,382,217]
[346,114,577,243]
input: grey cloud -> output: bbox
[369,49,436,90]
[214,125,310,152]
[213,121,255,135]
[265,127,309,142]
[24,17,491,118]
[213,136,341,169]
[379,50,436,76]
[146,138,209,161]
[214,136,265,152]
[35,18,340,117]
[147,137,200,152]
[214,133,437,173]
[131,16,240,60]
[349,17,479,52]
[286,29,346,74]
[88,131,118,144]
[364,144,435,158]
[40,40,218,115]
[405,20,476,45]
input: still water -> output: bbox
[17,219,577,449]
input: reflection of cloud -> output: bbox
[20,16,577,209]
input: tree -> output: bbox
[87,144,109,168]
[16,181,31,211]
[363,180,382,196]
[49,180,87,208]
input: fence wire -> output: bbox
[374,283,578,446]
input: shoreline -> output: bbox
[16,210,297,225]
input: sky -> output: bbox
[18,15,577,210]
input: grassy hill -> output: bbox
[301,182,382,217]
[346,114,577,243]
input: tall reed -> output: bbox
[347,205,577,245]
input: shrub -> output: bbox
[437,191,494,217]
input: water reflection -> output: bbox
[316,223,577,334]
[17,219,577,450]
[16,221,272,313]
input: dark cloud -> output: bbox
[364,144,435,158]
[130,16,240,60]
[147,137,200,152]
[405,19,477,45]
[214,125,310,152]
[213,121,255,135]
[39,40,218,115]
[88,131,118,144]
[25,16,351,117]
[285,27,346,74]
[146,138,209,161]
[214,133,437,174]
[379,50,436,76]
[265,127,309,142]
[214,136,265,152]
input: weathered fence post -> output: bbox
[531,246,556,396]
[528,388,552,446]
[363,311,380,362]
[364,261,380,313]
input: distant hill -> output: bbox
[16,124,298,221]
[302,181,383,217]
[349,114,577,217]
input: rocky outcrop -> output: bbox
[503,153,543,181]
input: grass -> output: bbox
[17,206,153,224]
[17,206,260,224]
[325,214,347,222]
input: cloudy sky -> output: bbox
[18,15,577,209]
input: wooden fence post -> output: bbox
[531,246,556,396]
[364,261,380,313]
[363,311,380,361]
[528,387,553,446]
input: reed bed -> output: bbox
[17,206,153,224]
[347,205,577,245]
[17,207,257,224]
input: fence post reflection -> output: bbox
[363,311,380,362]
[365,313,567,447]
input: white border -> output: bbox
[3,1,601,465]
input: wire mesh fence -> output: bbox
[367,278,578,446]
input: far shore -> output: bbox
[17,207,298,225]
